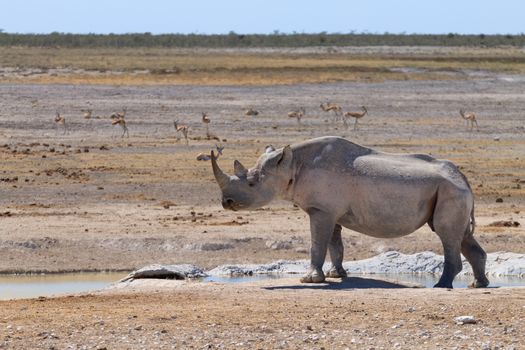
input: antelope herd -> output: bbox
[47,102,480,163]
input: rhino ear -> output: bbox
[234,160,248,178]
[265,145,275,154]
[277,145,292,168]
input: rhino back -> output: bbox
[291,137,467,189]
[291,136,373,173]
[288,137,471,236]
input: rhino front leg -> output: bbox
[434,241,462,288]
[301,208,335,283]
[326,224,347,278]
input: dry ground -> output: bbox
[0,77,523,273]
[1,280,524,349]
[0,47,524,348]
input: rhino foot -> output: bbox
[433,282,453,289]
[326,267,347,278]
[300,269,325,283]
[468,277,490,288]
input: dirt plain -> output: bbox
[0,47,525,349]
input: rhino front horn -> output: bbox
[211,150,230,189]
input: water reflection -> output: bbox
[0,272,127,300]
[205,273,525,288]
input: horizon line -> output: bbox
[1,31,524,36]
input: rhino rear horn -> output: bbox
[234,160,248,178]
[211,150,230,189]
[277,145,292,166]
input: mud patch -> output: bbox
[183,242,234,251]
[1,237,59,250]
[487,220,521,227]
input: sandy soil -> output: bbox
[1,279,524,349]
[0,78,523,273]
[0,71,524,348]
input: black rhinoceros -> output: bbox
[211,136,489,288]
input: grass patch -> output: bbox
[1,47,525,85]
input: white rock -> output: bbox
[454,316,477,325]
[118,250,525,285]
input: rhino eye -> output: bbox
[247,173,259,187]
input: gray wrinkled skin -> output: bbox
[211,136,489,288]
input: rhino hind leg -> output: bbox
[461,235,489,288]
[431,191,470,288]
[326,224,348,278]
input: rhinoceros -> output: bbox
[211,136,489,288]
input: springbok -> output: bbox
[82,109,94,129]
[83,109,93,120]
[196,145,224,161]
[459,109,479,131]
[244,108,260,116]
[54,111,67,135]
[288,107,305,127]
[202,112,211,137]
[320,102,342,123]
[174,120,189,145]
[111,116,129,138]
[110,107,127,122]
[343,106,368,130]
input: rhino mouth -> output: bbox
[222,198,242,211]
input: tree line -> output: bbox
[0,32,524,48]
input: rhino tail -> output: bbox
[468,202,476,237]
[456,167,475,238]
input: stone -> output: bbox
[183,242,234,251]
[265,240,292,250]
[454,316,477,325]
[120,264,207,282]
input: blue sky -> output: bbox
[0,0,522,35]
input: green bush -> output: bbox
[0,32,524,48]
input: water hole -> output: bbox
[1,272,524,300]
